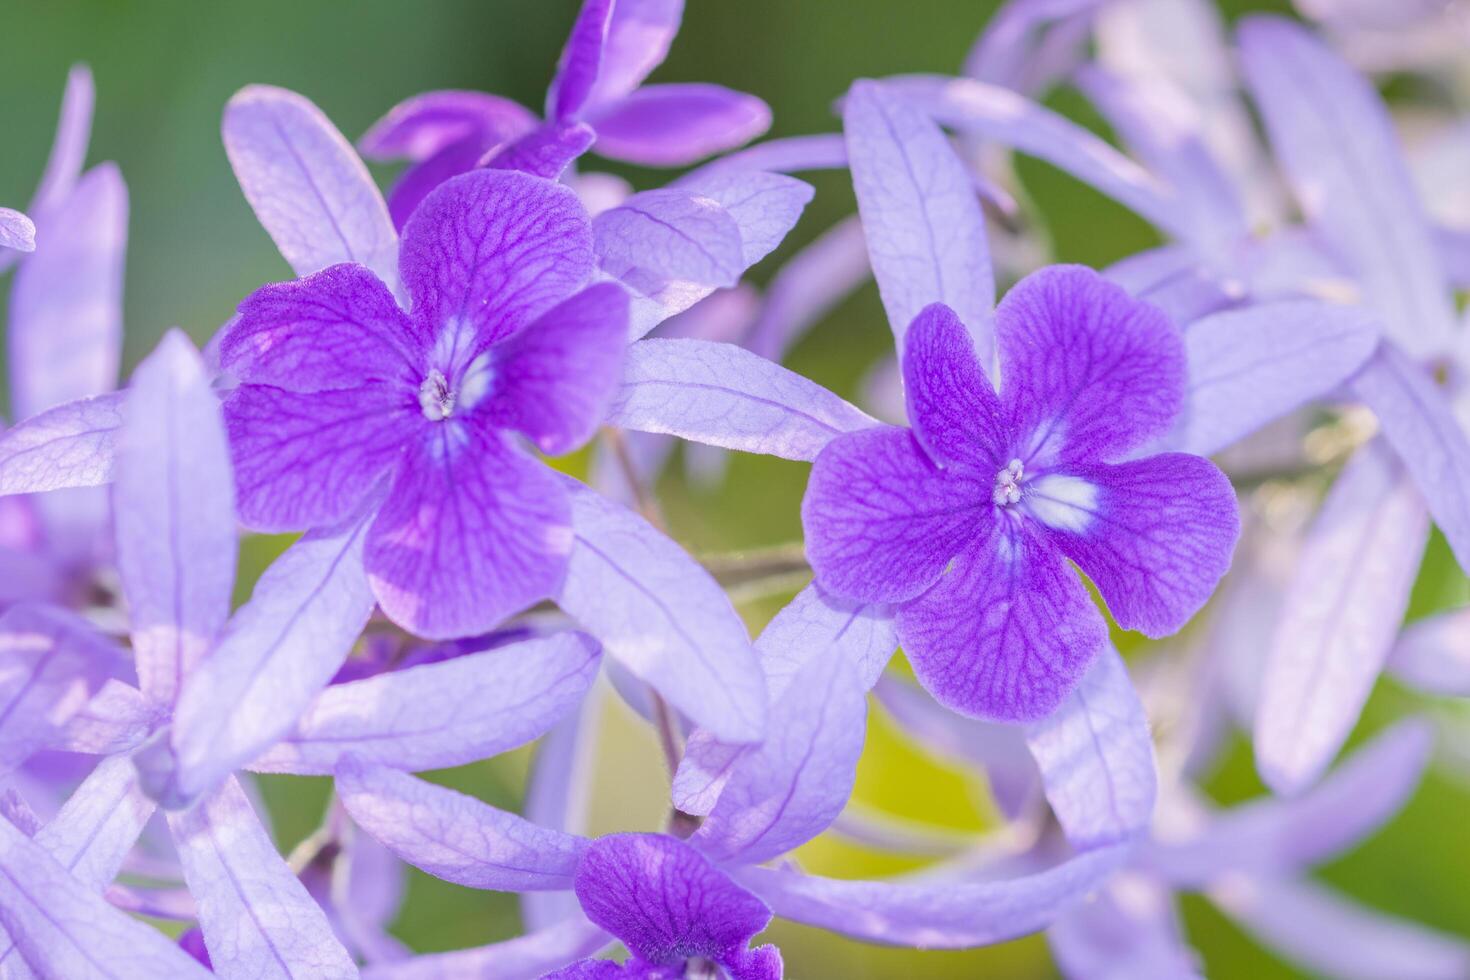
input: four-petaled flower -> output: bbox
[221,167,629,639]
[802,265,1240,722]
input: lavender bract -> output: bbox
[221,167,628,639]
[803,268,1239,721]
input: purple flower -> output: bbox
[802,267,1240,722]
[360,0,771,227]
[0,209,34,253]
[220,167,629,639]
[548,833,781,980]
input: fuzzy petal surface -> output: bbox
[477,282,628,455]
[222,263,422,391]
[1032,454,1239,637]
[997,265,1184,466]
[803,426,986,604]
[226,382,417,532]
[400,169,592,350]
[366,426,570,639]
[897,519,1108,722]
[575,833,774,973]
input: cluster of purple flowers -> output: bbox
[0,0,1467,976]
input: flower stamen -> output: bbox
[992,458,1024,506]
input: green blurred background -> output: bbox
[3,0,1468,976]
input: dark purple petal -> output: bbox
[386,133,494,233]
[359,90,538,161]
[803,426,986,604]
[1030,454,1239,637]
[902,303,1008,469]
[486,121,597,180]
[477,282,628,455]
[400,169,593,351]
[366,426,570,639]
[548,0,614,120]
[222,263,423,391]
[897,518,1108,722]
[587,0,683,105]
[226,382,418,532]
[589,84,772,166]
[997,265,1185,466]
[574,833,772,971]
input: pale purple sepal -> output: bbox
[1152,718,1432,885]
[965,0,1102,94]
[224,85,399,292]
[589,84,772,167]
[8,163,126,421]
[168,776,357,980]
[1237,16,1455,359]
[1389,608,1470,696]
[745,215,870,362]
[595,189,746,287]
[1025,646,1157,850]
[52,679,154,754]
[0,603,121,775]
[359,91,537,161]
[1173,301,1380,456]
[1048,878,1200,980]
[675,171,814,269]
[844,80,994,361]
[1254,442,1428,795]
[26,64,95,219]
[675,584,895,816]
[523,693,604,931]
[690,134,848,178]
[608,338,877,461]
[692,638,869,863]
[1351,342,1470,573]
[0,210,34,253]
[0,812,212,978]
[116,330,237,709]
[734,843,1129,948]
[360,918,610,980]
[0,392,123,495]
[0,755,157,974]
[336,761,587,891]
[873,675,1039,819]
[886,75,1188,240]
[1212,876,1470,980]
[250,631,600,774]
[557,477,765,744]
[154,493,380,808]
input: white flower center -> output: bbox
[419,369,455,421]
[992,458,1025,506]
